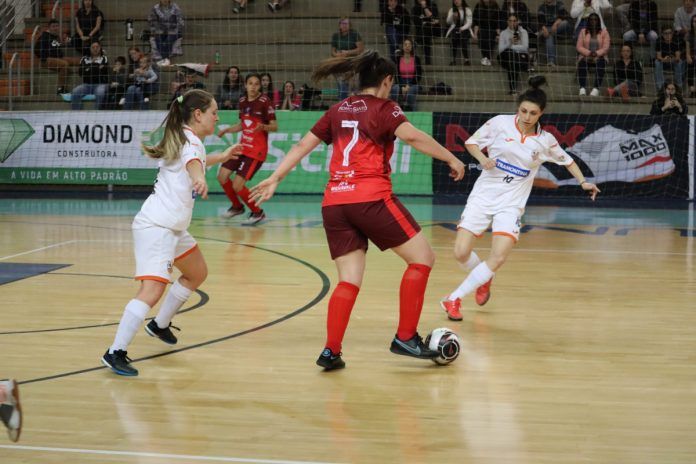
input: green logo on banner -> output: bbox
[0,119,35,163]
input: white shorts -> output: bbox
[457,203,522,242]
[132,219,198,283]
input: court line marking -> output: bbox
[0,240,77,261]
[0,445,341,464]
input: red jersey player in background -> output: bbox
[217,73,278,225]
[251,50,466,370]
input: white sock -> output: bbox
[458,251,481,272]
[154,280,192,328]
[0,380,12,404]
[449,262,495,301]
[110,299,151,353]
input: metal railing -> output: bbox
[29,24,40,95]
[8,51,20,111]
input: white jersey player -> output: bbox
[102,89,242,377]
[441,76,600,321]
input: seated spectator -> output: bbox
[170,67,205,104]
[570,0,611,38]
[614,0,631,32]
[502,0,536,62]
[608,43,643,100]
[390,38,422,110]
[384,0,411,63]
[684,14,696,96]
[216,66,243,110]
[650,80,688,115]
[473,0,503,66]
[623,0,658,60]
[446,0,473,66]
[107,56,128,108]
[73,0,104,56]
[330,17,365,99]
[498,14,529,94]
[267,0,289,12]
[71,41,109,110]
[148,0,184,67]
[655,25,685,92]
[412,0,441,65]
[537,0,571,67]
[260,72,281,109]
[279,81,302,110]
[35,19,81,94]
[125,55,159,110]
[232,0,247,14]
[127,46,145,75]
[674,0,696,40]
[576,12,610,96]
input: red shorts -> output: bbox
[222,155,263,181]
[321,195,421,260]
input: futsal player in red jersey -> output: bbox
[251,50,466,370]
[217,73,278,225]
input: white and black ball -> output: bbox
[425,328,461,365]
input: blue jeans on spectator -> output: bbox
[385,25,403,63]
[155,34,177,60]
[623,30,658,60]
[390,82,420,111]
[542,21,571,65]
[577,57,607,89]
[654,59,685,91]
[337,78,350,100]
[71,83,108,110]
[125,83,159,110]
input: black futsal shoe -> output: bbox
[316,348,345,370]
[145,320,180,345]
[390,333,440,359]
[101,349,139,376]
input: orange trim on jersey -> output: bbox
[384,196,418,237]
[493,231,518,243]
[456,226,484,238]
[135,275,170,284]
[514,115,541,143]
[185,158,203,168]
[175,244,199,262]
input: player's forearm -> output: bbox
[206,152,228,166]
[270,133,321,182]
[263,121,278,132]
[465,143,490,164]
[397,124,455,163]
[565,162,588,184]
[186,160,206,183]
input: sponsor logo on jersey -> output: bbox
[495,159,530,177]
[330,180,356,193]
[166,260,173,273]
[338,99,368,113]
[392,105,404,118]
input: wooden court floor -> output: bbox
[0,197,694,464]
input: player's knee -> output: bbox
[487,253,507,271]
[216,171,228,184]
[453,245,470,263]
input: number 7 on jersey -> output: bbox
[341,120,359,167]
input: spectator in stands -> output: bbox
[73,0,104,56]
[675,0,696,39]
[384,0,411,63]
[216,66,243,110]
[502,1,537,68]
[608,43,643,100]
[650,79,688,115]
[412,0,441,65]
[473,0,502,66]
[498,14,529,94]
[279,80,302,110]
[108,56,128,108]
[446,0,473,66]
[71,41,109,110]
[260,72,281,109]
[570,0,611,38]
[537,0,571,67]
[389,37,422,110]
[35,19,81,94]
[684,14,696,96]
[576,12,610,96]
[127,46,145,75]
[267,0,289,13]
[330,17,365,99]
[148,0,184,67]
[655,25,685,92]
[623,0,658,60]
[170,67,205,104]
[354,0,362,12]
[125,55,159,109]
[614,0,631,33]
[232,0,247,14]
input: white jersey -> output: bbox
[466,114,574,212]
[136,126,206,231]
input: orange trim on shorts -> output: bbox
[384,196,418,237]
[135,275,170,284]
[175,244,199,261]
[493,231,518,243]
[456,226,484,238]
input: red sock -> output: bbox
[237,186,261,213]
[325,281,360,353]
[397,263,431,341]
[221,180,242,208]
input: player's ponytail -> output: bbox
[518,75,548,111]
[142,89,214,162]
[311,49,396,91]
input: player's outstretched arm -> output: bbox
[395,122,465,181]
[464,143,496,170]
[250,132,322,205]
[206,143,244,166]
[565,162,600,201]
[186,160,209,199]
[217,123,242,137]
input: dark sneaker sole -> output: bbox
[145,324,177,345]
[316,358,345,370]
[389,341,439,359]
[101,356,138,377]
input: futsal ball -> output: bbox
[425,328,461,365]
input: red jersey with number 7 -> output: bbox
[238,94,276,162]
[310,95,408,206]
